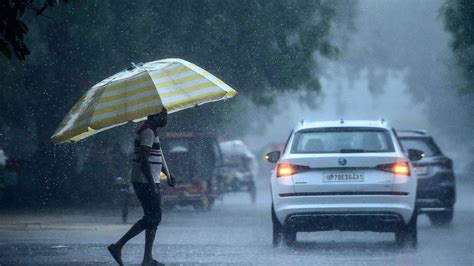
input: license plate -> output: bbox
[323,172,364,182]
[415,166,428,176]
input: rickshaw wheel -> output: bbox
[193,194,210,211]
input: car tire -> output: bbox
[271,204,282,247]
[249,180,256,204]
[428,208,454,226]
[395,213,417,249]
[193,194,211,212]
[283,228,296,246]
[217,176,225,196]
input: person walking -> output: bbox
[108,108,175,266]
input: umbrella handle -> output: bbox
[161,153,172,177]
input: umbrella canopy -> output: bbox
[51,58,237,144]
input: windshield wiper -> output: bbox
[340,149,365,153]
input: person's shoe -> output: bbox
[107,244,124,266]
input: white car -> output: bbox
[266,120,423,248]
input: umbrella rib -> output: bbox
[52,59,237,144]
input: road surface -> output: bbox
[0,177,473,265]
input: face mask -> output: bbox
[155,117,168,127]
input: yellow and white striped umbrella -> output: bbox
[51,58,237,144]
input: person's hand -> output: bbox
[167,174,176,187]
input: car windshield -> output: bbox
[162,137,218,179]
[399,138,441,157]
[291,127,394,154]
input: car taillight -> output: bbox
[187,182,202,194]
[377,162,411,176]
[276,163,309,177]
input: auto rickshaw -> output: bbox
[219,140,257,203]
[159,131,223,211]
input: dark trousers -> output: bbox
[132,182,162,229]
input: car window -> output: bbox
[164,138,191,153]
[399,138,441,157]
[282,130,294,154]
[291,127,394,153]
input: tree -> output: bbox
[0,0,342,205]
[442,0,474,93]
[0,0,73,60]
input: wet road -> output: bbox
[0,177,473,265]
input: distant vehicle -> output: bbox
[219,140,257,203]
[160,131,223,211]
[266,120,423,248]
[0,149,6,201]
[0,149,6,168]
[0,149,23,203]
[397,130,456,226]
[115,176,133,224]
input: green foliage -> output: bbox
[0,0,342,205]
[0,0,72,60]
[1,0,341,139]
[3,0,338,101]
[442,0,474,92]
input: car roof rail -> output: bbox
[396,129,427,135]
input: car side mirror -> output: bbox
[265,151,280,163]
[408,149,424,161]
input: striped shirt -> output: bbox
[131,126,162,183]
